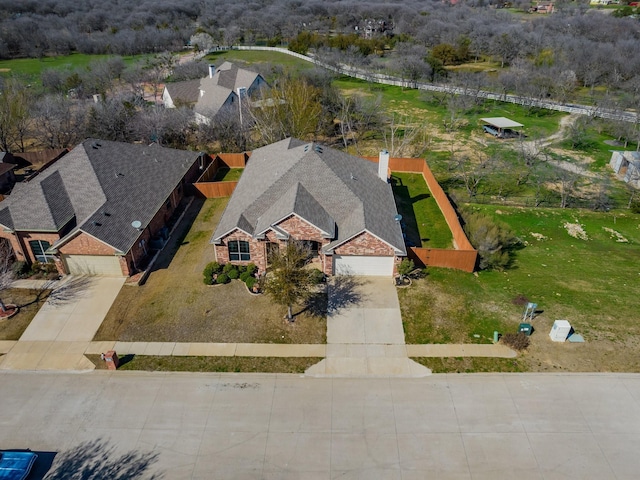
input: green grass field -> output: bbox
[212,167,244,182]
[0,53,150,83]
[204,50,313,79]
[391,172,453,249]
[399,203,640,371]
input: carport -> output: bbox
[480,117,524,138]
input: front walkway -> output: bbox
[306,277,433,377]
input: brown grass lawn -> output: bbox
[0,289,50,340]
[95,197,326,344]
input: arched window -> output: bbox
[29,240,54,263]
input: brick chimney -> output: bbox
[378,150,390,182]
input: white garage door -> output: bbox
[333,255,394,276]
[63,254,124,276]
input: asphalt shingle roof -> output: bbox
[0,139,199,254]
[163,79,200,106]
[212,138,406,255]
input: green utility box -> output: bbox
[519,323,532,336]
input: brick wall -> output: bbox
[58,233,118,256]
[333,231,396,256]
[276,215,327,243]
[215,230,267,273]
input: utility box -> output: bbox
[103,350,119,370]
[549,320,571,342]
[519,323,532,336]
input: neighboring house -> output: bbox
[211,138,406,277]
[162,62,268,123]
[531,1,554,13]
[610,151,640,187]
[0,139,206,277]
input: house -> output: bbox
[162,62,268,123]
[0,139,206,276]
[610,151,640,187]
[211,138,406,277]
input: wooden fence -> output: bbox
[195,151,477,272]
[365,155,477,272]
[194,152,249,198]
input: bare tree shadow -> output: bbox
[46,276,95,307]
[17,277,94,309]
[326,276,363,314]
[42,439,163,480]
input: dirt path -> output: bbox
[516,114,598,179]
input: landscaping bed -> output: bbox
[94,198,327,344]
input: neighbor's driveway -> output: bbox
[0,276,125,371]
[19,276,125,342]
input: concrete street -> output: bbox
[1,371,639,479]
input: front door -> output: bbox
[266,242,279,264]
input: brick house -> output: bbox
[0,139,205,276]
[211,138,406,276]
[162,62,268,124]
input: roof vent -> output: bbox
[91,142,102,149]
[350,173,357,181]
[304,145,310,152]
[115,172,124,177]
[314,145,323,154]
[92,221,102,227]
[102,211,111,217]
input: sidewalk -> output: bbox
[0,340,515,370]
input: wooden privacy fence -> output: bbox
[364,155,477,272]
[197,151,477,272]
[194,152,249,198]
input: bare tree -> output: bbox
[382,113,428,157]
[0,239,15,313]
[31,94,88,149]
[0,78,32,152]
[264,241,316,322]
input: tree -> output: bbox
[0,239,15,314]
[248,77,324,144]
[31,94,88,149]
[264,241,316,322]
[0,78,32,152]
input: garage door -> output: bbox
[63,254,124,276]
[333,255,394,276]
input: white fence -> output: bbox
[232,46,637,123]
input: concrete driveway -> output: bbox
[2,371,639,479]
[307,276,431,377]
[0,276,125,370]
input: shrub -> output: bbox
[11,261,29,278]
[245,263,257,275]
[631,200,640,214]
[203,262,224,285]
[245,276,257,290]
[216,273,230,284]
[239,272,251,282]
[237,265,247,274]
[309,268,325,284]
[462,209,518,271]
[397,258,415,278]
[501,332,530,351]
[227,268,239,280]
[222,263,235,274]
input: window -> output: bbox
[302,240,320,257]
[228,240,250,261]
[29,240,54,263]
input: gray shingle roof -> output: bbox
[194,79,236,117]
[163,79,200,106]
[214,62,262,92]
[0,139,199,254]
[212,138,406,255]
